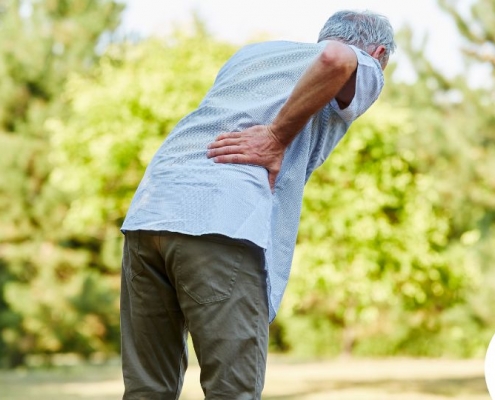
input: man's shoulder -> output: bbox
[225,41,326,70]
[238,40,324,55]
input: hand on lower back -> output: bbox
[206,125,286,191]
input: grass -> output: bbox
[0,356,490,400]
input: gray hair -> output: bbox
[318,10,396,67]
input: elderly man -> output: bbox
[120,9,396,400]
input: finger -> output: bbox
[207,138,243,149]
[207,145,242,158]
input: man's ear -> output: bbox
[370,45,387,69]
[370,45,386,59]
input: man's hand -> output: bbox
[207,125,286,191]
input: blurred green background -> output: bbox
[0,0,494,372]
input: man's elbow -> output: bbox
[319,41,357,76]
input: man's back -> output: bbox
[122,40,330,247]
[122,39,384,320]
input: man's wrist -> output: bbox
[267,123,293,148]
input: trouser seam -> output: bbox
[254,250,265,399]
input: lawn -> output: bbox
[0,357,490,399]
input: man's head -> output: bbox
[318,10,396,69]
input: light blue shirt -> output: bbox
[122,40,384,322]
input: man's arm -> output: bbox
[206,40,358,190]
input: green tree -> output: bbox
[378,0,495,355]
[439,0,495,67]
[0,0,123,367]
[275,102,477,357]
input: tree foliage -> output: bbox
[439,0,495,66]
[276,103,479,357]
[0,0,123,367]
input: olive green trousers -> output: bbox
[120,230,269,400]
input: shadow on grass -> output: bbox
[263,376,488,400]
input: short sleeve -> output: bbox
[329,45,384,124]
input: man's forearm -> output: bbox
[206,41,359,190]
[269,41,357,146]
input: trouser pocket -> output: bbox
[176,234,246,304]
